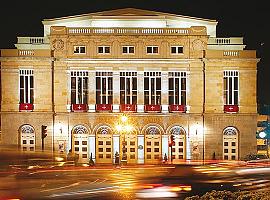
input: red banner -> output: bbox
[72,104,88,112]
[169,105,186,113]
[144,105,161,112]
[120,104,137,112]
[96,104,112,112]
[224,105,239,113]
[19,103,34,111]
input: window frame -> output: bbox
[19,69,34,104]
[223,70,239,105]
[122,46,135,54]
[168,72,187,105]
[98,46,111,54]
[146,46,159,54]
[73,46,86,54]
[96,72,113,104]
[70,71,89,104]
[171,46,184,54]
[120,72,137,105]
[144,72,161,105]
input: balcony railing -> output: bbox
[144,105,161,112]
[96,104,113,112]
[120,104,137,112]
[19,103,34,111]
[17,37,49,45]
[71,104,88,112]
[169,105,186,113]
[224,105,239,113]
[1,49,51,57]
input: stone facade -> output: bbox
[0,8,259,164]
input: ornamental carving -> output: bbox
[21,125,34,134]
[223,127,238,136]
[73,125,89,135]
[52,39,64,51]
[191,39,206,51]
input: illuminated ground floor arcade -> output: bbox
[0,113,257,164]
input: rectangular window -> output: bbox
[122,46,135,54]
[171,46,184,54]
[73,46,86,54]
[144,72,161,105]
[98,46,110,54]
[224,71,239,105]
[168,72,187,105]
[120,72,137,104]
[146,46,158,54]
[71,71,88,104]
[96,72,113,104]
[19,69,34,104]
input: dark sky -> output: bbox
[0,0,269,104]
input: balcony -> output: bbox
[120,104,137,112]
[1,49,51,57]
[71,104,88,112]
[15,37,50,50]
[169,105,186,113]
[96,104,113,112]
[224,105,239,113]
[205,50,256,59]
[144,105,161,112]
[19,103,34,111]
[207,37,245,50]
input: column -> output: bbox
[113,71,120,112]
[137,135,144,164]
[137,71,144,112]
[113,135,120,164]
[89,135,96,162]
[161,71,168,113]
[88,70,96,112]
[162,134,169,161]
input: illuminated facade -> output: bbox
[0,8,259,164]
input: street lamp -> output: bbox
[115,114,133,164]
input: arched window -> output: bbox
[223,127,238,160]
[169,126,185,135]
[73,125,89,135]
[145,126,161,135]
[96,126,112,135]
[169,126,186,160]
[20,124,35,152]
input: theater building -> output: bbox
[0,8,259,164]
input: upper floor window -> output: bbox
[96,72,113,104]
[71,71,88,104]
[98,46,110,54]
[122,46,135,54]
[146,46,159,54]
[144,72,161,105]
[171,46,184,54]
[168,72,186,105]
[73,46,86,54]
[120,72,137,104]
[19,69,34,104]
[224,70,239,105]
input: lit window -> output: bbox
[19,69,34,104]
[122,46,135,54]
[224,71,239,105]
[73,46,86,54]
[146,46,158,54]
[71,71,89,104]
[168,72,187,105]
[171,46,183,54]
[98,46,110,54]
[144,72,161,105]
[120,72,137,104]
[96,72,113,104]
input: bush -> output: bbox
[184,190,270,200]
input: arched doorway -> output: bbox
[169,126,186,160]
[19,124,35,152]
[223,127,239,160]
[96,126,113,164]
[72,125,89,164]
[144,125,162,164]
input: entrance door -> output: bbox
[20,125,35,152]
[169,126,186,161]
[223,127,239,160]
[121,134,137,164]
[145,126,162,164]
[72,125,89,164]
[96,126,113,164]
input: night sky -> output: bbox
[0,0,269,104]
